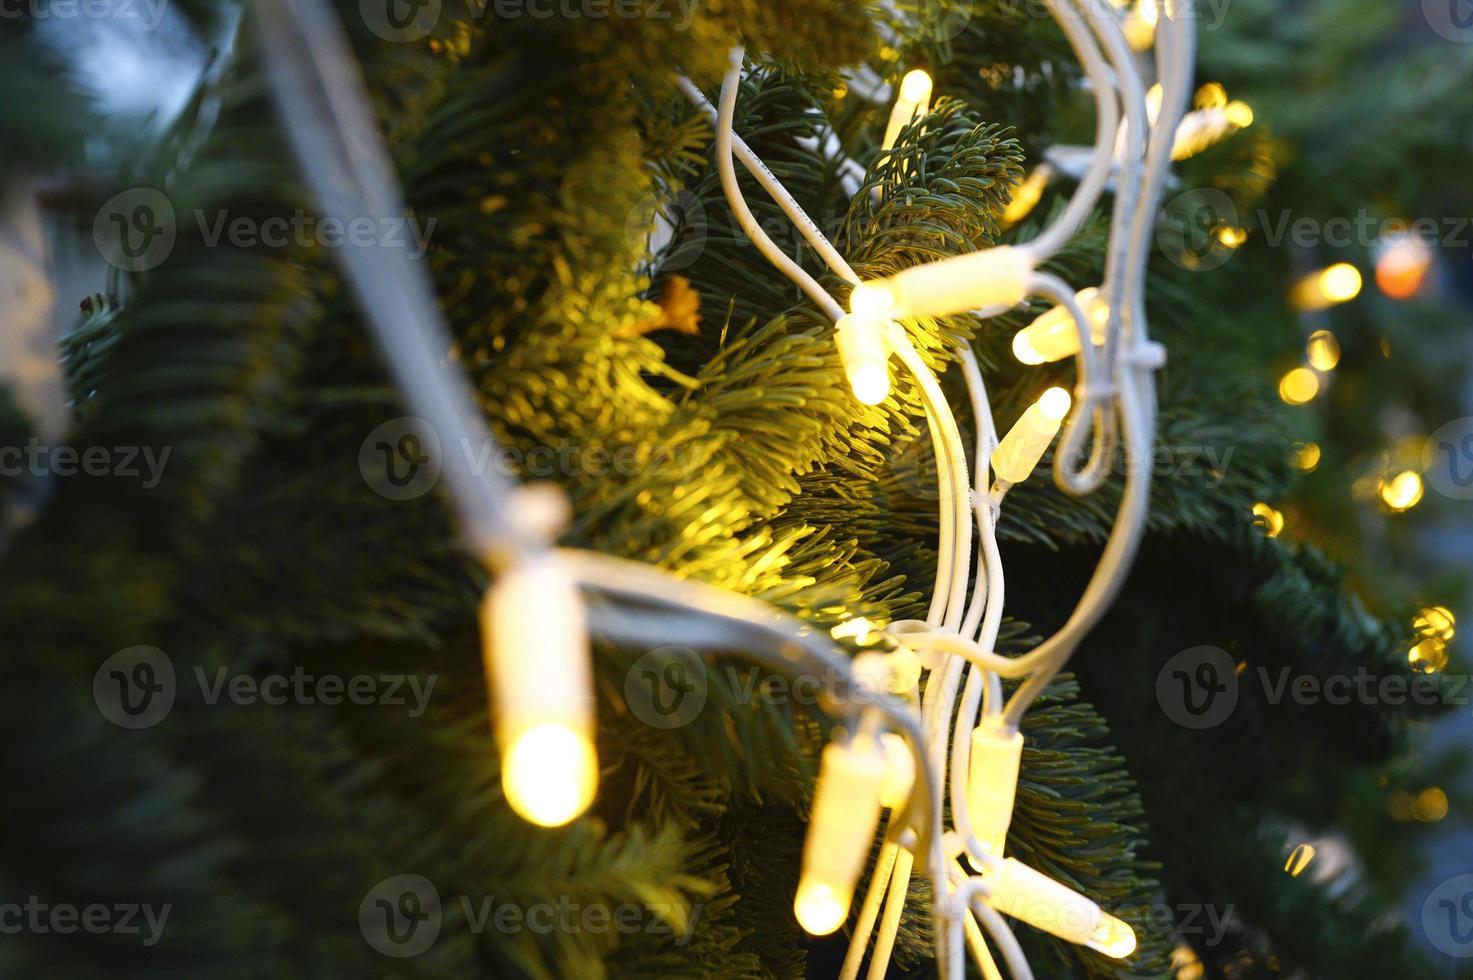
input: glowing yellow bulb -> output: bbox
[1293,441,1321,472]
[1003,165,1054,227]
[1252,502,1284,538]
[899,68,932,103]
[1086,913,1137,959]
[1321,263,1362,302]
[1285,843,1316,877]
[1380,470,1424,511]
[1291,263,1361,311]
[1013,288,1108,365]
[834,313,891,405]
[1415,787,1450,822]
[1224,100,1254,128]
[1278,367,1321,405]
[1414,606,1456,642]
[1195,82,1228,110]
[1039,386,1072,422]
[849,282,895,318]
[1306,330,1340,371]
[1145,83,1164,124]
[502,723,599,827]
[1215,225,1248,248]
[794,880,848,935]
[1409,637,1449,674]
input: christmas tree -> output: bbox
[2,0,1468,977]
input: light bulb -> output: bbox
[967,717,1024,856]
[1306,330,1340,371]
[794,739,886,934]
[834,313,891,405]
[1278,367,1320,405]
[1002,164,1054,227]
[484,556,598,827]
[850,246,1032,320]
[984,858,1135,958]
[1380,470,1423,511]
[1414,606,1456,642]
[1087,913,1138,958]
[503,723,598,827]
[882,69,933,150]
[1292,263,1361,310]
[1012,288,1107,364]
[992,387,1072,485]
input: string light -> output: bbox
[1012,287,1108,364]
[1379,470,1424,511]
[1375,232,1434,300]
[484,557,599,827]
[982,858,1138,957]
[849,245,1033,320]
[1002,164,1054,226]
[1291,263,1362,311]
[882,69,934,151]
[1284,843,1316,877]
[1306,329,1340,371]
[1293,441,1321,472]
[1278,367,1321,405]
[794,739,887,935]
[1252,502,1285,538]
[1414,605,1456,642]
[834,313,892,404]
[1409,637,1449,673]
[1123,0,1157,51]
[967,716,1024,857]
[992,387,1072,487]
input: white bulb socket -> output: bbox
[967,717,1023,857]
[850,246,1032,321]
